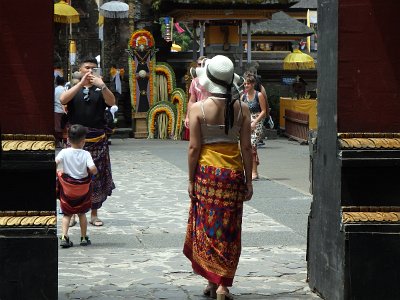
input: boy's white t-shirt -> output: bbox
[56,148,95,179]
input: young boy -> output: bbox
[56,124,98,248]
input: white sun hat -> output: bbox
[195,55,236,94]
[190,56,243,86]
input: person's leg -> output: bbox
[216,285,234,300]
[203,281,217,297]
[252,147,259,180]
[90,208,103,226]
[62,215,71,237]
[78,213,91,246]
[54,112,63,147]
[69,214,77,227]
[78,213,87,238]
[60,214,73,248]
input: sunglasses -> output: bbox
[83,87,90,101]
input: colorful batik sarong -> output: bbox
[57,172,92,215]
[183,143,247,286]
[84,128,115,209]
[250,112,265,147]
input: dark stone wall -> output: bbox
[0,2,54,133]
[307,0,344,299]
[338,1,400,132]
[0,2,57,299]
[308,1,400,299]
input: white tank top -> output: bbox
[200,97,242,145]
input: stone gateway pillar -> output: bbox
[0,2,57,299]
[307,1,400,299]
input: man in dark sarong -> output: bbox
[60,57,116,226]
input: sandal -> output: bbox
[60,235,73,248]
[80,236,92,246]
[89,217,104,226]
[252,173,259,180]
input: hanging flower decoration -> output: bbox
[127,28,185,140]
[149,59,155,107]
[110,67,125,78]
[128,29,156,112]
[147,101,177,139]
[155,62,176,96]
[170,88,187,140]
[129,59,137,112]
[129,29,155,48]
[109,67,125,95]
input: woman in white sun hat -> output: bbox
[183,55,253,300]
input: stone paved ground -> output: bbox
[58,138,321,299]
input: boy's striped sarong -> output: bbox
[65,127,115,210]
[57,172,92,215]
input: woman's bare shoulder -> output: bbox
[191,101,202,110]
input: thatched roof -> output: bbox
[161,0,298,4]
[289,0,317,9]
[242,11,314,36]
[157,0,299,10]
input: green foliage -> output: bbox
[152,0,161,10]
[160,19,193,51]
[173,33,192,52]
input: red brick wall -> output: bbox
[338,0,400,132]
[0,2,53,134]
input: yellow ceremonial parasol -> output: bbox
[54,0,80,24]
[54,1,80,81]
[283,49,315,70]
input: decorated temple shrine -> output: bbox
[125,0,311,139]
[127,29,186,139]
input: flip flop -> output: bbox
[90,217,104,226]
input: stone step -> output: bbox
[111,128,133,139]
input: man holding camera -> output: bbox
[60,57,116,227]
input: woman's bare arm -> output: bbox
[253,92,267,124]
[188,102,202,182]
[187,102,202,198]
[260,85,270,117]
[239,103,253,200]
